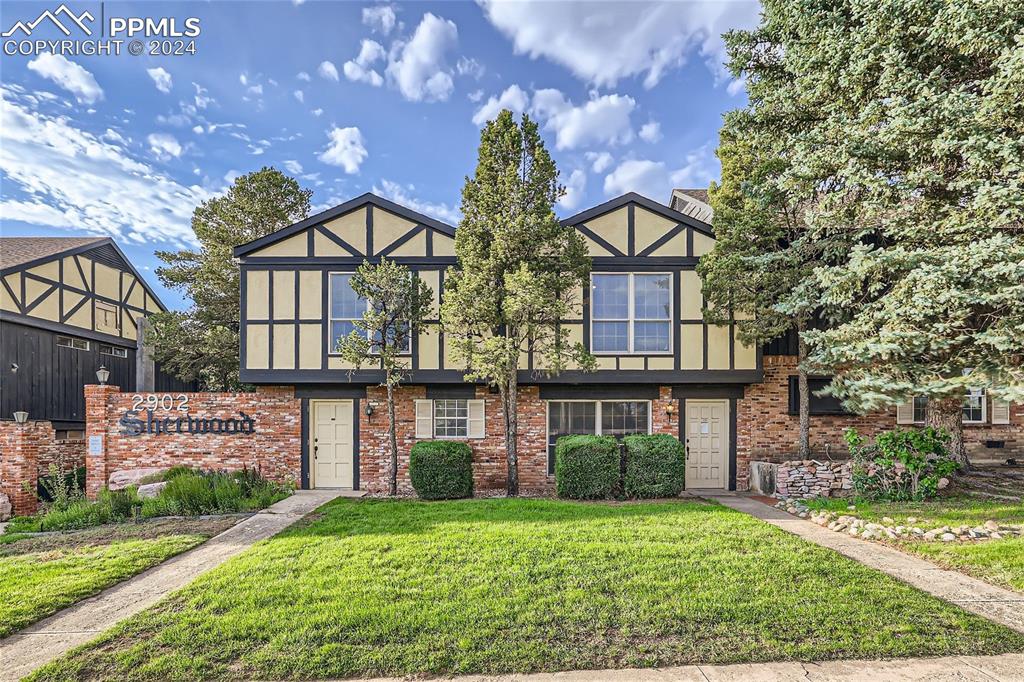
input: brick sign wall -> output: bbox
[84,385,301,497]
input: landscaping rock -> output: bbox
[937,477,950,489]
[108,468,168,491]
[0,492,11,521]
[941,533,956,542]
[984,520,1000,532]
[137,481,169,499]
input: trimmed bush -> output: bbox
[410,441,474,500]
[624,434,685,499]
[555,435,620,500]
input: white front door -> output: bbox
[312,400,353,488]
[684,399,728,489]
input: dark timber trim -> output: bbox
[561,192,714,238]
[426,385,477,399]
[637,223,686,257]
[241,368,763,385]
[575,223,624,257]
[539,385,659,400]
[314,225,362,256]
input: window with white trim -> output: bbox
[546,400,651,474]
[414,399,485,439]
[99,344,128,358]
[901,391,989,425]
[329,273,412,354]
[591,273,671,354]
[56,335,89,351]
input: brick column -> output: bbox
[652,386,679,436]
[85,384,120,499]
[0,420,50,516]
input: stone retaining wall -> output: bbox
[775,459,853,499]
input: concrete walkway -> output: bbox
[709,495,1024,634]
[1,489,347,681]
[360,654,1024,681]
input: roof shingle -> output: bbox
[0,237,107,271]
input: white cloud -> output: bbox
[102,128,127,146]
[639,121,662,143]
[385,13,457,102]
[373,178,459,224]
[147,133,183,160]
[319,126,367,174]
[192,82,213,109]
[456,56,485,80]
[559,169,586,210]
[318,60,340,82]
[344,39,385,87]
[146,67,173,94]
[312,108,324,117]
[531,89,635,150]
[27,53,103,104]
[471,84,529,126]
[603,147,715,201]
[283,160,303,175]
[239,73,249,86]
[224,169,241,184]
[294,90,304,103]
[246,84,263,96]
[479,0,759,89]
[0,87,206,246]
[297,71,311,81]
[363,5,397,35]
[585,151,613,173]
[467,89,484,103]
[192,125,204,134]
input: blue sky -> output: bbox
[0,0,759,310]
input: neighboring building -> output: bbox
[233,192,1022,494]
[0,236,191,431]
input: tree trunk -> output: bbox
[386,382,398,496]
[927,396,968,470]
[797,327,811,459]
[503,375,520,497]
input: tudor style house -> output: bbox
[234,192,1022,494]
[0,237,192,433]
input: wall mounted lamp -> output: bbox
[96,366,110,385]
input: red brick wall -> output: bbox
[735,355,1024,491]
[0,421,50,515]
[359,385,550,495]
[84,385,301,498]
[38,438,86,477]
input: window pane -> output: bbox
[434,400,468,437]
[634,274,670,319]
[592,274,628,319]
[913,396,928,423]
[592,322,629,352]
[331,320,357,349]
[633,322,670,352]
[963,390,984,422]
[331,274,364,319]
[548,402,597,474]
[601,401,649,436]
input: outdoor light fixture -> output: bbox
[665,403,677,418]
[96,365,110,385]
[364,403,375,418]
[13,411,28,424]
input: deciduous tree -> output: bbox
[338,258,433,496]
[441,110,595,496]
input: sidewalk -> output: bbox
[708,494,1024,634]
[0,489,348,681]
[361,654,1024,681]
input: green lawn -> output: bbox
[30,498,1024,681]
[804,496,1024,591]
[0,535,205,639]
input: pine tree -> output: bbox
[441,110,595,496]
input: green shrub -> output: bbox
[846,427,959,501]
[140,494,180,518]
[555,435,620,500]
[623,434,685,499]
[409,441,473,500]
[37,465,86,506]
[160,471,218,515]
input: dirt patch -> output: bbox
[0,515,246,557]
[944,466,1024,502]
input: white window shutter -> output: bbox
[468,400,485,439]
[896,400,916,425]
[991,399,1011,425]
[415,400,433,439]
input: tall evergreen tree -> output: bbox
[727,0,1024,466]
[337,258,433,496]
[150,167,311,389]
[441,110,595,496]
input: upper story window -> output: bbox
[329,273,411,354]
[95,301,119,334]
[591,273,671,354]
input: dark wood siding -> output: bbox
[0,320,134,425]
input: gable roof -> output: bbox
[561,192,715,238]
[0,236,167,311]
[233,192,457,258]
[669,188,713,223]
[0,237,106,270]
